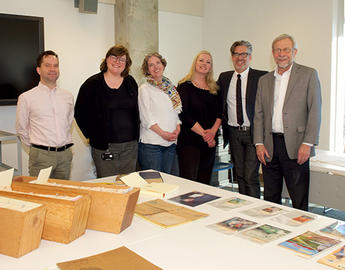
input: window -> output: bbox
[330,0,345,153]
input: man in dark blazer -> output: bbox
[218,40,267,198]
[254,34,322,210]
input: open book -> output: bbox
[120,172,178,198]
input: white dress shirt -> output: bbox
[272,65,292,133]
[227,67,250,127]
[16,82,74,147]
[138,82,181,147]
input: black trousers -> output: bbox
[228,126,260,198]
[177,144,216,185]
[262,134,310,211]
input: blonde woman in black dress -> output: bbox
[177,50,222,184]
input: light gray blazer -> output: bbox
[253,62,322,161]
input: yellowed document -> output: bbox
[35,166,52,184]
[56,246,162,270]
[0,168,14,190]
[135,199,208,228]
[120,172,147,187]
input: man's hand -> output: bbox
[256,144,270,165]
[297,144,311,165]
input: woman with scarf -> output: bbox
[138,52,182,174]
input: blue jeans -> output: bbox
[138,143,176,174]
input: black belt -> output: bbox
[32,143,73,152]
[272,132,284,137]
[230,125,250,131]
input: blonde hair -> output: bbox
[178,50,218,94]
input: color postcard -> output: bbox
[270,211,316,227]
[209,197,253,211]
[207,217,258,235]
[318,245,345,270]
[239,224,291,244]
[241,204,285,218]
[279,231,341,258]
[169,191,220,207]
[320,221,345,239]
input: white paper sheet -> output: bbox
[0,168,14,190]
[35,166,52,184]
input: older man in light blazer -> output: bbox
[254,34,322,211]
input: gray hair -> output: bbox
[272,34,297,50]
[230,40,253,55]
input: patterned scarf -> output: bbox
[146,75,182,113]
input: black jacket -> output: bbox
[75,72,139,150]
[217,68,267,148]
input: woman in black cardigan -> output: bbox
[75,45,139,177]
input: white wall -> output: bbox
[0,1,203,180]
[203,0,334,150]
[159,11,203,85]
[0,0,115,179]
[0,0,337,179]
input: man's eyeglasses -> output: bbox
[109,55,127,63]
[273,48,295,54]
[232,52,250,58]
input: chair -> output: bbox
[212,161,234,191]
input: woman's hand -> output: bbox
[202,129,216,143]
[151,124,177,141]
[207,139,216,148]
[172,124,181,137]
[160,131,178,142]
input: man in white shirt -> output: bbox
[16,50,74,179]
[218,40,267,198]
[254,34,322,210]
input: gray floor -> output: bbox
[308,205,345,221]
[220,185,345,222]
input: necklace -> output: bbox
[192,80,209,90]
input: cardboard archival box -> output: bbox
[0,184,91,244]
[0,196,46,258]
[13,176,140,234]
